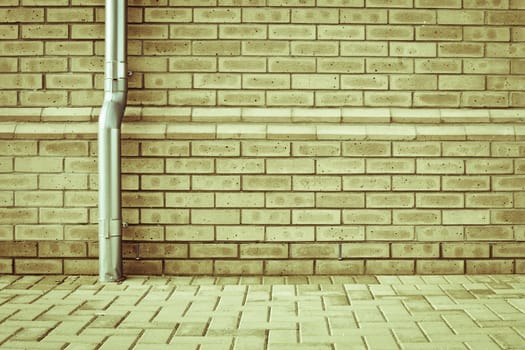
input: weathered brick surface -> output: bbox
[1,119,524,275]
[0,3,524,109]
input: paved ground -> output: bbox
[1,275,525,350]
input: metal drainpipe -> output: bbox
[98,0,127,282]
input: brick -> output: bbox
[39,241,86,257]
[40,174,87,190]
[317,226,364,241]
[466,260,514,274]
[265,158,312,174]
[291,243,338,258]
[442,243,489,258]
[243,41,290,56]
[219,24,267,39]
[215,260,263,275]
[442,176,490,191]
[0,8,44,22]
[390,42,436,58]
[266,226,315,241]
[142,40,190,56]
[439,75,485,90]
[191,175,239,191]
[194,73,241,89]
[466,226,514,241]
[165,260,213,275]
[15,191,63,207]
[293,209,340,224]
[216,226,265,241]
[367,25,413,40]
[166,158,214,174]
[438,43,484,57]
[123,260,162,275]
[0,157,12,172]
[269,57,315,73]
[415,59,461,74]
[393,142,441,156]
[169,24,216,39]
[0,74,42,89]
[318,25,364,40]
[392,243,439,258]
[0,208,38,225]
[243,74,290,89]
[22,24,68,39]
[242,141,290,157]
[366,260,414,274]
[292,74,339,90]
[143,8,191,22]
[367,58,412,74]
[191,243,238,258]
[64,259,97,275]
[341,42,388,56]
[216,193,264,208]
[491,142,525,157]
[416,193,464,208]
[443,142,490,157]
[392,176,440,191]
[341,9,387,23]
[466,193,513,208]
[194,8,240,23]
[393,209,440,224]
[293,176,341,191]
[416,26,462,41]
[443,209,490,224]
[367,225,414,241]
[466,159,513,174]
[291,9,339,23]
[242,8,290,23]
[0,141,38,155]
[493,210,525,224]
[316,159,364,175]
[121,192,163,208]
[15,157,63,173]
[47,8,92,22]
[291,41,338,56]
[0,41,43,56]
[416,226,464,241]
[243,209,290,224]
[241,175,290,191]
[266,192,314,208]
[0,242,37,257]
[316,260,365,275]
[265,260,314,275]
[366,159,414,174]
[416,260,464,274]
[416,159,464,174]
[0,174,38,190]
[123,226,163,241]
[168,58,214,73]
[166,225,214,241]
[140,209,189,224]
[316,193,364,208]
[366,193,414,208]
[342,141,390,157]
[414,92,461,107]
[215,159,263,174]
[239,243,288,259]
[390,9,436,24]
[492,243,525,258]
[40,208,88,224]
[365,92,412,106]
[15,259,62,274]
[343,175,391,191]
[343,209,391,224]
[219,57,266,72]
[267,91,314,106]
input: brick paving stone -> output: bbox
[1,275,525,349]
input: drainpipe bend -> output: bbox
[98,0,127,282]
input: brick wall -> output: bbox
[1,109,525,275]
[1,0,525,108]
[1,0,525,275]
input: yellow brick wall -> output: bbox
[1,115,524,275]
[1,0,525,108]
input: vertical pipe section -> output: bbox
[98,0,127,282]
